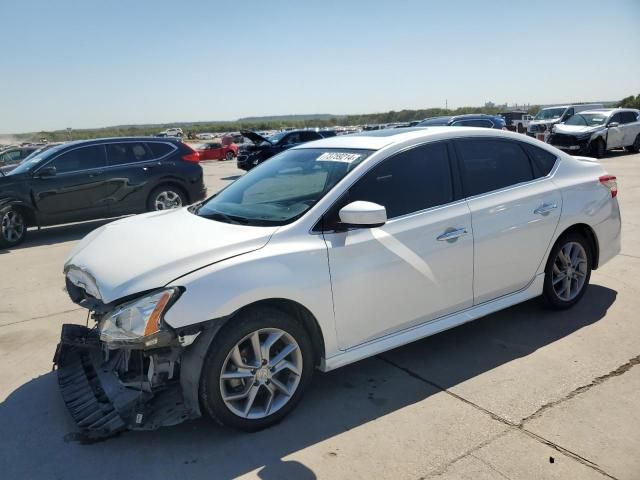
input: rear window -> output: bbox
[106,142,153,165]
[148,142,175,158]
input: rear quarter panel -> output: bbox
[541,155,621,273]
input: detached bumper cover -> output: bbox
[53,324,194,439]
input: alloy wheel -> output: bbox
[219,328,303,419]
[551,241,588,301]
[154,190,182,210]
[226,152,234,160]
[1,210,25,243]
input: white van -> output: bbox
[527,104,604,141]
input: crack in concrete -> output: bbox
[520,354,640,426]
[0,308,84,328]
[379,355,621,480]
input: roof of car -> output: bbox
[294,126,529,151]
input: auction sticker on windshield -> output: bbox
[317,152,362,163]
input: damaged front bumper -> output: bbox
[53,324,204,439]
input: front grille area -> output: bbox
[549,134,577,147]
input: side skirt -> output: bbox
[320,273,545,372]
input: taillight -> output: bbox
[599,174,618,198]
[182,145,201,162]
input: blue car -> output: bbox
[417,114,506,129]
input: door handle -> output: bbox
[437,227,468,242]
[534,202,557,216]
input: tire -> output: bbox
[0,206,27,248]
[225,151,235,161]
[200,306,314,431]
[626,134,640,153]
[590,138,606,159]
[517,123,525,134]
[147,185,187,211]
[541,233,592,309]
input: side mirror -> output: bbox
[338,201,387,228]
[36,166,57,178]
[608,122,620,128]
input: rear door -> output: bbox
[104,141,175,215]
[31,145,109,224]
[454,138,561,304]
[619,111,640,146]
[323,141,474,349]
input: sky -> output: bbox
[2,0,639,133]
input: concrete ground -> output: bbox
[1,153,639,480]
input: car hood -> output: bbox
[240,130,272,145]
[530,119,561,125]
[553,124,602,135]
[64,208,278,304]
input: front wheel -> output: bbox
[541,233,592,309]
[0,206,27,248]
[225,151,235,161]
[147,185,186,211]
[591,138,606,159]
[199,306,314,431]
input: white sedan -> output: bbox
[57,127,621,436]
[195,132,216,140]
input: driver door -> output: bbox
[32,145,109,224]
[322,142,473,349]
[606,113,624,148]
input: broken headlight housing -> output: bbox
[99,288,180,349]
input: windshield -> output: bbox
[6,143,66,176]
[534,108,565,120]
[565,113,608,127]
[195,148,374,226]
[267,131,288,144]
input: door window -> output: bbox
[106,142,153,165]
[47,145,107,174]
[348,142,453,218]
[456,139,534,196]
[620,111,639,124]
[608,113,623,125]
[301,131,322,142]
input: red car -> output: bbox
[197,136,239,161]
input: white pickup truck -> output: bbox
[527,104,603,142]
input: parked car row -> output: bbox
[0,138,206,248]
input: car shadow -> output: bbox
[0,285,616,479]
[0,218,117,254]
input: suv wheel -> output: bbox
[627,134,640,153]
[541,233,592,309]
[200,306,314,431]
[591,139,606,159]
[0,206,27,248]
[148,186,186,211]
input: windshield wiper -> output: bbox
[200,210,249,225]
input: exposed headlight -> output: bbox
[99,288,180,348]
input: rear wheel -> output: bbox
[200,306,314,431]
[225,151,235,161]
[541,233,592,309]
[147,185,186,211]
[626,134,640,153]
[0,206,27,248]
